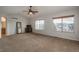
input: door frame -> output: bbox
[16,22,22,34]
[1,16,7,37]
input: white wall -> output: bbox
[16,16,28,33]
[6,16,28,35]
[31,9,79,41]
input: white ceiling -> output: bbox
[0,6,78,18]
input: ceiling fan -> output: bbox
[23,6,38,15]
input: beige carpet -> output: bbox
[0,33,79,52]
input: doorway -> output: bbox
[1,16,7,37]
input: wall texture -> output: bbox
[31,9,79,41]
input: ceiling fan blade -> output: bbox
[32,11,38,13]
[23,10,28,12]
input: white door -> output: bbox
[7,19,16,35]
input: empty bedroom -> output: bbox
[0,6,79,52]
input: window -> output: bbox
[53,15,74,32]
[53,18,62,32]
[35,20,44,30]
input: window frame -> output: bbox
[35,20,45,30]
[53,15,74,32]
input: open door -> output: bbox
[16,22,22,34]
[1,16,7,37]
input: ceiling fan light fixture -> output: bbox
[29,12,33,15]
[23,6,38,15]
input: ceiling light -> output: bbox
[29,12,33,15]
[1,17,6,22]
